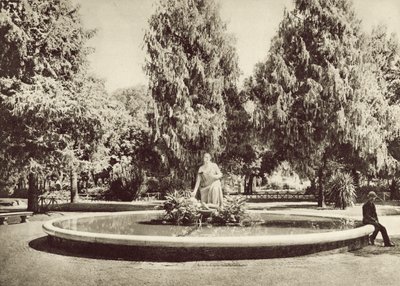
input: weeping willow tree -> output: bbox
[144,0,239,183]
[248,0,400,207]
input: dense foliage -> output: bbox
[210,195,248,225]
[247,0,400,206]
[163,191,201,225]
[162,191,248,225]
[389,178,400,201]
[0,0,96,208]
[144,0,240,183]
[326,171,356,209]
[2,0,400,208]
[0,0,134,209]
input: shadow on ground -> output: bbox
[351,237,400,257]
[29,236,128,261]
[30,235,400,263]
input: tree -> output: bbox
[0,0,93,82]
[218,88,257,193]
[0,0,108,210]
[367,25,400,155]
[113,85,154,128]
[364,25,400,188]
[144,0,240,184]
[101,86,158,200]
[248,0,400,207]
[367,25,400,105]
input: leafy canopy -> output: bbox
[144,0,240,179]
[248,0,400,181]
[0,0,128,191]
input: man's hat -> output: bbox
[367,191,378,199]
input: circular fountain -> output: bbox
[43,210,374,261]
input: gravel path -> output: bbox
[1,211,400,286]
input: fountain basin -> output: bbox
[43,210,374,261]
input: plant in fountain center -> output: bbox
[162,192,249,225]
[162,191,201,225]
[211,195,248,225]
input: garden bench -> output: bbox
[0,211,33,225]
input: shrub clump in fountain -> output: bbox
[210,196,248,225]
[161,191,248,226]
[162,192,201,225]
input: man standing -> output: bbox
[363,191,395,247]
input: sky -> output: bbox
[75,0,400,93]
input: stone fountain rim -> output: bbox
[42,210,374,248]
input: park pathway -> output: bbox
[1,208,400,286]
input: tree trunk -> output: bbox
[351,168,360,188]
[317,168,326,208]
[245,174,255,195]
[238,175,244,194]
[137,171,148,200]
[27,173,40,213]
[70,170,79,203]
[244,175,249,194]
[390,179,399,200]
[251,175,257,194]
[17,178,23,193]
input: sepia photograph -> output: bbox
[1,0,400,285]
